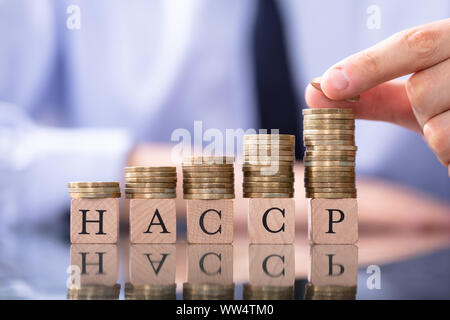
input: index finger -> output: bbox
[320,18,450,100]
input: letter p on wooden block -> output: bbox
[70,199,119,243]
[248,199,295,244]
[187,200,234,244]
[308,199,358,244]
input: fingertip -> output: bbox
[321,66,350,100]
[304,83,350,109]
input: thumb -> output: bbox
[304,79,421,133]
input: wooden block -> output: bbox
[129,199,176,243]
[69,244,119,286]
[70,198,119,243]
[187,200,233,244]
[308,244,358,287]
[308,198,358,244]
[129,244,176,286]
[187,244,233,285]
[248,198,295,244]
[249,244,295,287]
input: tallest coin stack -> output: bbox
[302,108,357,199]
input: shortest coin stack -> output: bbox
[243,134,295,198]
[302,108,357,199]
[68,182,121,199]
[182,156,235,200]
[125,167,177,199]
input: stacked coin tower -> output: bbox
[302,108,357,199]
[182,156,235,200]
[243,284,294,300]
[68,182,121,199]
[125,167,177,199]
[305,284,357,300]
[125,283,176,300]
[243,134,295,198]
[183,283,235,300]
[67,284,121,300]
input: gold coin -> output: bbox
[305,166,355,172]
[307,145,358,151]
[125,172,177,177]
[125,188,176,193]
[242,165,293,172]
[244,187,294,193]
[303,129,354,135]
[304,177,354,183]
[303,114,355,120]
[244,134,295,141]
[183,183,234,189]
[304,125,355,130]
[243,192,294,198]
[305,151,357,156]
[182,167,234,173]
[304,140,355,146]
[309,78,360,102]
[183,172,234,178]
[183,194,235,200]
[126,193,176,199]
[302,107,354,114]
[183,188,234,194]
[244,171,294,178]
[303,135,354,140]
[304,161,355,167]
[126,177,177,183]
[244,176,295,182]
[69,192,121,199]
[305,171,355,177]
[244,150,294,156]
[303,119,355,125]
[183,177,234,183]
[124,167,176,172]
[125,183,176,188]
[305,182,355,188]
[305,192,357,199]
[68,182,119,188]
[306,188,356,193]
[68,187,120,193]
[182,156,235,164]
[243,182,293,187]
[304,156,355,162]
[244,145,295,151]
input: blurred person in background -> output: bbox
[0,0,448,232]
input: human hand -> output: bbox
[305,18,450,175]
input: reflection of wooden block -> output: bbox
[187,200,233,244]
[308,199,358,244]
[130,199,176,244]
[308,244,358,287]
[248,199,295,244]
[249,244,295,286]
[70,244,119,286]
[70,199,119,243]
[130,244,176,286]
[187,245,233,285]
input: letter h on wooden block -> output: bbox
[187,200,233,244]
[70,199,119,243]
[308,199,358,244]
[129,199,176,243]
[248,199,295,244]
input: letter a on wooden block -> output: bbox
[70,199,119,243]
[308,198,358,244]
[130,244,176,286]
[308,244,358,287]
[70,244,119,286]
[130,199,176,243]
[187,244,233,285]
[249,199,295,244]
[187,200,233,244]
[249,244,295,287]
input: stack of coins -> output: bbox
[243,284,294,300]
[124,283,176,300]
[68,182,121,199]
[302,108,357,199]
[67,284,121,300]
[243,134,295,198]
[182,156,235,200]
[125,167,177,199]
[183,283,235,300]
[305,284,357,300]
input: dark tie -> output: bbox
[252,0,304,160]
